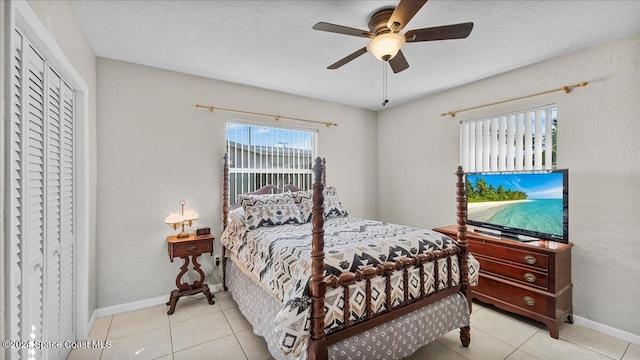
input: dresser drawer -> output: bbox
[475,275,549,316]
[170,239,213,258]
[470,241,548,270]
[476,256,549,290]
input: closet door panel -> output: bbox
[45,68,63,359]
[8,28,75,360]
[8,26,26,360]
[59,81,75,355]
[24,42,47,360]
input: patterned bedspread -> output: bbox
[227,259,471,360]
[221,210,479,356]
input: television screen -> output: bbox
[465,170,568,243]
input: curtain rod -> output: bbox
[441,81,588,118]
[195,104,338,127]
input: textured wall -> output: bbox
[95,58,377,307]
[377,34,640,336]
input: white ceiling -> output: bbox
[70,0,640,111]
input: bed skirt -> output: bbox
[225,259,470,360]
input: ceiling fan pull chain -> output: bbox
[382,61,389,106]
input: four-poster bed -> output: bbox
[220,154,477,360]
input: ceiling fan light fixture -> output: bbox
[366,32,405,61]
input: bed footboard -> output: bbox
[307,160,470,359]
[323,247,462,344]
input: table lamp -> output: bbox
[164,200,199,238]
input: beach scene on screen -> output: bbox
[467,172,564,236]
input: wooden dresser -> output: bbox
[434,225,573,338]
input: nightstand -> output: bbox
[166,234,215,315]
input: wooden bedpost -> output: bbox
[456,166,471,347]
[308,157,328,360]
[322,157,327,185]
[222,153,230,291]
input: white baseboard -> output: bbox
[89,293,639,347]
[91,281,225,320]
[93,294,168,319]
[573,315,640,345]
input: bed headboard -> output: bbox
[222,154,327,228]
[228,185,278,211]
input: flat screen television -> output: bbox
[465,169,568,243]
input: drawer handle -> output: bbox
[186,246,198,252]
[524,273,537,283]
[523,296,536,306]
[524,255,537,265]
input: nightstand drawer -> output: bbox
[476,256,548,290]
[470,241,548,270]
[476,275,549,316]
[170,238,212,258]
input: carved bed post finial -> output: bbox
[222,153,230,291]
[456,165,471,346]
[308,157,328,360]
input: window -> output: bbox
[226,121,316,202]
[460,105,557,172]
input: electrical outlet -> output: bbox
[214,255,221,267]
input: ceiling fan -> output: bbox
[312,0,474,74]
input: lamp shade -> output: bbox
[366,32,405,61]
[183,210,199,222]
[164,212,184,225]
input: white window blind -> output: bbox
[226,121,315,202]
[460,105,557,172]
[8,28,75,360]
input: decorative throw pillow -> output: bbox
[293,192,314,222]
[289,185,338,205]
[324,185,338,197]
[291,187,348,222]
[228,207,245,227]
[323,194,348,219]
[241,193,303,230]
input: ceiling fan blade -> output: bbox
[327,47,368,69]
[405,22,474,42]
[313,22,373,38]
[387,0,428,32]
[388,49,409,73]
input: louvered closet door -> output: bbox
[8,28,75,360]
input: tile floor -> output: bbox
[68,292,639,360]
